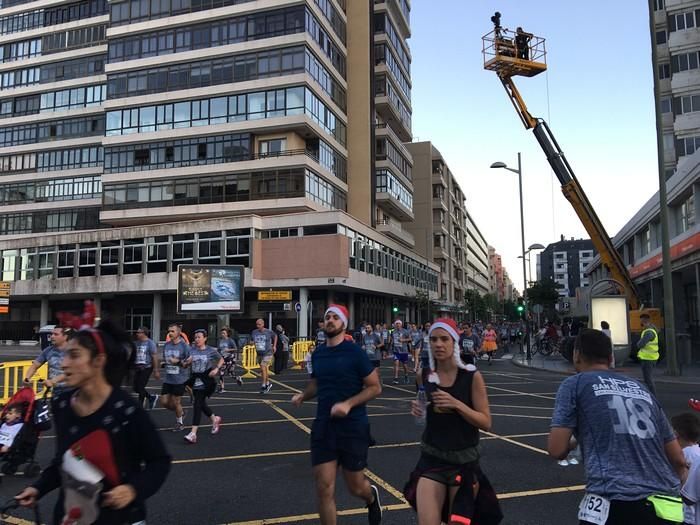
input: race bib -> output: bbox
[365,344,375,356]
[165,365,180,375]
[463,339,474,350]
[255,340,266,352]
[578,493,610,525]
[193,378,204,388]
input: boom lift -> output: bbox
[482,13,661,332]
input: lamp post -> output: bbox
[491,153,532,359]
[519,243,546,286]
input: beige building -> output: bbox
[0,0,438,340]
[405,141,490,317]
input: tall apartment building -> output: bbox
[0,0,439,340]
[405,141,490,315]
[537,236,595,297]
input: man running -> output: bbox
[252,318,277,394]
[315,320,327,347]
[291,304,382,525]
[459,323,481,366]
[133,327,160,409]
[23,326,72,395]
[362,324,383,369]
[548,328,687,524]
[409,323,422,373]
[391,320,411,384]
[159,323,190,431]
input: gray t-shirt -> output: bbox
[551,370,679,500]
[134,338,157,367]
[162,339,191,385]
[251,328,275,354]
[36,345,63,381]
[362,333,382,361]
[189,345,222,390]
[391,328,410,353]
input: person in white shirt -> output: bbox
[0,405,24,454]
[674,413,700,525]
[600,320,615,369]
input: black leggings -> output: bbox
[132,367,153,407]
[192,389,213,426]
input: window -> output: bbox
[669,11,699,32]
[660,97,672,114]
[679,194,695,233]
[123,239,143,274]
[258,138,286,156]
[671,51,700,74]
[659,63,671,80]
[663,133,674,150]
[674,94,700,115]
[654,0,664,9]
[656,30,667,45]
[100,241,120,276]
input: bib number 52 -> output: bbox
[578,493,610,525]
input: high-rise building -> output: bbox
[537,236,595,297]
[0,0,439,340]
[404,141,490,317]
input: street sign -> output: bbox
[258,290,292,301]
[294,302,302,313]
[0,298,8,305]
[257,302,288,312]
[0,281,9,298]
[532,304,544,314]
[0,306,7,314]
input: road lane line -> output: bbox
[498,484,587,499]
[486,386,557,399]
[491,412,552,420]
[481,430,549,455]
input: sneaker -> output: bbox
[260,385,266,394]
[392,379,399,385]
[690,399,700,412]
[173,421,184,432]
[264,383,273,394]
[149,394,159,410]
[567,457,579,465]
[367,484,382,525]
[557,459,569,467]
[403,376,409,384]
[211,416,222,435]
[184,432,197,444]
[236,376,243,386]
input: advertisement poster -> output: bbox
[177,265,244,313]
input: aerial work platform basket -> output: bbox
[482,24,547,78]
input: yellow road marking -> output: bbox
[173,449,309,464]
[0,516,35,525]
[498,484,587,499]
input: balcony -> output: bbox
[674,112,700,134]
[376,191,413,221]
[376,217,415,246]
[668,28,700,51]
[671,67,700,91]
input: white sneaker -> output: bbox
[567,457,579,465]
[557,459,569,467]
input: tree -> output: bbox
[408,289,433,324]
[526,278,560,308]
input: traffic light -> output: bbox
[516,297,525,314]
[392,305,399,314]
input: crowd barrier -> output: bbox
[291,340,314,369]
[0,359,48,406]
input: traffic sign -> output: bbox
[294,302,302,313]
[258,290,292,301]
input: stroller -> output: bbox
[217,350,243,392]
[0,387,44,478]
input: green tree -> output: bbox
[526,278,560,308]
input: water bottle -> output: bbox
[415,386,427,426]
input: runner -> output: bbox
[391,320,412,385]
[671,412,700,525]
[159,323,190,431]
[291,304,383,525]
[15,315,171,525]
[410,323,423,374]
[403,318,502,524]
[251,318,277,394]
[183,329,223,444]
[362,324,383,369]
[459,323,481,367]
[548,328,687,525]
[217,327,241,392]
[481,324,498,365]
[380,323,390,359]
[23,326,73,396]
[416,322,432,386]
[315,320,327,347]
[132,327,160,410]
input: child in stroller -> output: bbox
[0,387,42,478]
[217,349,243,393]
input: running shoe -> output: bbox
[689,399,700,412]
[403,376,409,384]
[173,421,184,432]
[149,394,159,410]
[557,459,569,467]
[259,385,266,394]
[367,484,382,525]
[184,432,197,444]
[236,376,243,386]
[568,457,579,465]
[211,415,222,435]
[392,378,399,385]
[264,383,273,394]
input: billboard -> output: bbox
[177,265,244,314]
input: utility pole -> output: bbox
[648,0,679,375]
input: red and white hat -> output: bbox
[427,317,474,383]
[325,304,349,328]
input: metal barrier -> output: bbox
[239,345,276,378]
[291,340,314,369]
[0,359,48,405]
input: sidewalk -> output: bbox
[512,351,700,386]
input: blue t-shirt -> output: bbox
[162,339,190,385]
[311,340,374,424]
[391,328,410,353]
[189,345,222,390]
[134,338,157,367]
[36,345,63,381]
[551,370,679,500]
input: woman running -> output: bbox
[404,318,502,525]
[184,329,224,444]
[481,323,498,365]
[15,303,171,524]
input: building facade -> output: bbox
[0,0,439,340]
[537,236,595,297]
[404,141,490,316]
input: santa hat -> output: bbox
[427,318,475,384]
[325,304,349,328]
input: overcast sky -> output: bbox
[409,1,658,291]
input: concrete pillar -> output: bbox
[327,289,335,305]
[40,297,49,326]
[152,293,162,343]
[93,296,101,320]
[348,292,355,329]
[299,287,309,339]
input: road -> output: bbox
[0,350,696,525]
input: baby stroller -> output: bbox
[0,387,44,478]
[217,351,243,392]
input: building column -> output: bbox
[93,296,101,320]
[152,292,162,343]
[299,287,309,339]
[348,292,355,330]
[40,297,49,327]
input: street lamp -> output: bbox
[519,243,545,286]
[491,153,532,359]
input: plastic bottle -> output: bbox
[415,386,427,426]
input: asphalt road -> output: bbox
[0,350,697,525]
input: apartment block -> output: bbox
[537,236,595,297]
[0,0,439,340]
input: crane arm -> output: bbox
[499,76,641,309]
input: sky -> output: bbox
[409,1,659,292]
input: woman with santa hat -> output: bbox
[404,317,502,525]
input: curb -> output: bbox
[510,357,700,385]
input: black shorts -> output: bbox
[161,383,186,396]
[310,420,370,471]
